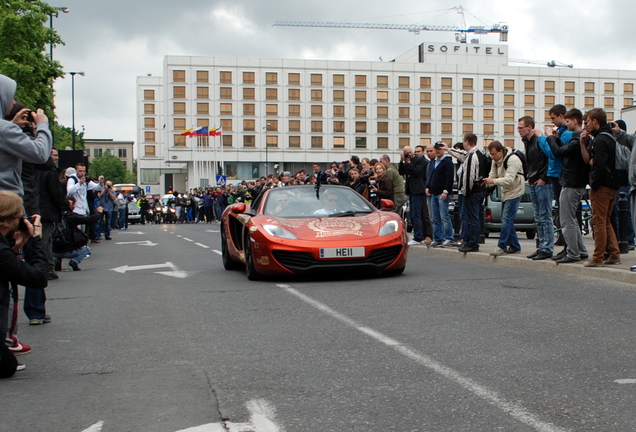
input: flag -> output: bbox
[209,127,222,137]
[180,128,193,136]
[195,126,209,136]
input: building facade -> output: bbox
[84,138,135,172]
[137,42,636,195]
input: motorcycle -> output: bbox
[154,204,164,224]
[165,204,177,224]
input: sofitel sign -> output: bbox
[426,44,506,55]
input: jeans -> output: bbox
[611,185,635,246]
[409,193,425,242]
[589,186,620,262]
[22,237,46,320]
[498,197,521,251]
[431,194,453,242]
[530,183,554,254]
[560,187,587,259]
[54,245,91,264]
[100,210,112,239]
[118,208,126,229]
[462,192,482,248]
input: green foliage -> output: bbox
[0,1,65,119]
[50,123,84,150]
[88,152,130,184]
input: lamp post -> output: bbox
[70,71,85,150]
[265,122,271,174]
[49,7,69,61]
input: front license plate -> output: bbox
[320,247,365,259]
[517,207,524,214]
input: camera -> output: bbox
[341,161,349,165]
[369,179,376,185]
[26,111,35,123]
[403,151,412,159]
[474,177,484,184]
[18,215,34,232]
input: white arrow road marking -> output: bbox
[183,237,193,242]
[154,271,189,279]
[195,243,210,249]
[111,262,187,279]
[212,250,222,255]
[115,240,157,246]
[615,379,636,384]
[174,424,225,432]
[81,421,104,432]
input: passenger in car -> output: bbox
[313,193,340,216]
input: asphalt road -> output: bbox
[2,223,636,432]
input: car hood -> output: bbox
[256,212,395,240]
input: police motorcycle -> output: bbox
[153,202,164,224]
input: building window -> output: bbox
[624,98,634,108]
[483,109,494,120]
[503,109,515,121]
[174,118,186,130]
[288,105,300,117]
[333,106,344,117]
[197,87,209,99]
[565,81,575,92]
[420,92,431,104]
[243,104,255,116]
[220,71,232,84]
[503,79,514,91]
[333,74,345,86]
[144,131,155,142]
[219,103,231,115]
[243,88,255,100]
[173,70,185,82]
[441,77,452,89]
[144,89,155,100]
[118,149,127,158]
[604,97,614,108]
[144,104,155,114]
[355,106,367,118]
[504,124,515,135]
[604,82,615,94]
[420,77,431,89]
[524,80,535,92]
[524,95,535,106]
[266,88,278,100]
[463,124,473,134]
[355,75,367,87]
[333,121,345,133]
[144,145,155,156]
[197,103,209,115]
[420,107,431,119]
[483,124,495,135]
[483,79,494,90]
[441,108,452,119]
[266,104,278,116]
[311,89,322,101]
[289,136,301,148]
[333,137,345,148]
[288,89,300,101]
[267,136,278,148]
[420,123,431,134]
[377,137,389,149]
[377,122,389,133]
[504,94,515,106]
[462,93,473,105]
[564,96,575,107]
[310,74,322,86]
[93,148,102,157]
[462,78,473,90]
[311,121,323,133]
[355,137,367,149]
[544,110,551,122]
[265,72,277,85]
[288,120,300,132]
[462,108,473,120]
[144,118,155,128]
[243,136,255,147]
[355,91,366,102]
[398,92,410,103]
[377,106,388,118]
[221,135,232,147]
[377,91,388,103]
[441,93,452,104]
[399,107,410,118]
[544,81,555,92]
[355,121,367,133]
[581,82,594,94]
[173,86,185,98]
[333,90,345,102]
[584,97,595,108]
[441,123,452,134]
[288,73,300,85]
[399,122,410,134]
[624,83,634,94]
[173,102,185,114]
[266,120,278,131]
[399,76,410,88]
[545,95,555,107]
[220,119,232,132]
[196,70,208,83]
[243,72,254,84]
[311,136,323,149]
[377,76,388,88]
[197,118,209,128]
[483,94,494,106]
[399,137,410,147]
[311,105,323,117]
[503,139,515,148]
[607,112,615,121]
[243,119,255,131]
[216,87,230,99]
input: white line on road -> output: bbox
[212,250,222,255]
[205,229,220,233]
[279,284,568,432]
[175,424,225,432]
[615,379,636,384]
[177,235,183,238]
[195,243,210,249]
[183,237,193,242]
[82,421,104,432]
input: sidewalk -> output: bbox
[408,233,636,285]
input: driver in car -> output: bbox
[313,192,340,216]
[270,192,300,216]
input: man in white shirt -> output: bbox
[66,163,102,215]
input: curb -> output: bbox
[408,245,636,286]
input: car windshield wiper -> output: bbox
[329,210,373,217]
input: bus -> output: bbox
[112,184,142,196]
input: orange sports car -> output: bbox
[220,185,408,280]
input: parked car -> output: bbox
[483,184,536,239]
[127,202,142,224]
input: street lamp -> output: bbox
[70,71,85,150]
[266,122,271,174]
[49,7,69,61]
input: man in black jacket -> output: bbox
[545,109,590,263]
[580,108,621,267]
[399,145,427,245]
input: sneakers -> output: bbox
[423,237,433,245]
[631,265,636,272]
[440,240,454,248]
[506,247,521,254]
[603,257,621,265]
[44,314,51,323]
[407,239,422,246]
[489,247,506,257]
[428,241,440,247]
[8,343,31,355]
[16,363,25,371]
[69,260,81,271]
[29,319,44,325]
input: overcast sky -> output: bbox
[49,0,636,143]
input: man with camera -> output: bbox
[96,180,116,240]
[66,163,103,216]
[399,145,427,246]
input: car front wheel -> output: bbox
[244,232,261,281]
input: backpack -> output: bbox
[503,149,529,180]
[599,131,630,187]
[51,216,75,253]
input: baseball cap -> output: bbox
[283,171,291,176]
[65,167,76,176]
[433,141,445,148]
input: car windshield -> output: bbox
[263,186,374,217]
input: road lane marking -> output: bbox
[82,421,104,432]
[615,379,636,384]
[195,243,210,248]
[212,250,222,255]
[183,237,193,242]
[115,240,157,246]
[279,284,568,432]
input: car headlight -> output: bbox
[379,220,399,236]
[261,224,297,240]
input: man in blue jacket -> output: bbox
[426,142,455,247]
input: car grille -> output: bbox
[272,245,402,273]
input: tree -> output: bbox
[50,123,84,150]
[0,1,65,119]
[88,152,129,184]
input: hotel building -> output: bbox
[136,42,636,195]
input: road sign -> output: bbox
[146,186,151,193]
[216,175,227,186]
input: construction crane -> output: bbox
[509,58,573,68]
[274,6,508,42]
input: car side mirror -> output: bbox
[231,203,246,213]
[379,199,395,210]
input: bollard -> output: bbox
[618,191,629,254]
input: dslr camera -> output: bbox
[473,177,484,184]
[26,111,36,123]
[18,215,35,232]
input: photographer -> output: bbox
[347,168,368,196]
[399,145,427,245]
[66,163,103,216]
[0,191,48,377]
[96,180,116,240]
